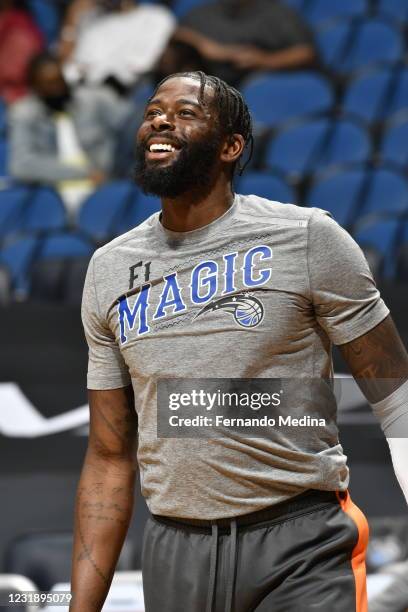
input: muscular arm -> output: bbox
[69,385,138,612]
[172,27,316,69]
[242,44,316,71]
[339,315,408,505]
[339,314,408,403]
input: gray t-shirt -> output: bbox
[82,193,389,519]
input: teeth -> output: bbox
[149,143,176,152]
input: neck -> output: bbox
[160,177,234,233]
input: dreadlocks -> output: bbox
[150,71,254,177]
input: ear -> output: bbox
[220,133,245,165]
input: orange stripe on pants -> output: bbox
[336,490,369,612]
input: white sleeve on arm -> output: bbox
[371,381,408,505]
[81,256,131,390]
[307,208,390,345]
[387,435,408,506]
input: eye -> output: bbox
[145,108,161,118]
[179,109,196,117]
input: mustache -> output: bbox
[141,134,187,150]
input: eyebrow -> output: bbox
[146,97,203,109]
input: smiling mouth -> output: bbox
[145,142,181,161]
[149,143,177,153]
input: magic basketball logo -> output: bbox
[118,244,272,343]
[194,293,264,328]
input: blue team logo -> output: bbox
[194,292,264,328]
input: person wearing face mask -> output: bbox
[8,52,136,219]
[161,0,318,87]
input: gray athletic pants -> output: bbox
[142,489,369,612]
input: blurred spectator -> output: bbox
[60,0,175,90]
[160,0,317,87]
[8,52,137,219]
[0,0,44,104]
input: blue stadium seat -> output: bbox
[237,172,296,203]
[353,217,400,278]
[397,219,408,280]
[383,67,408,118]
[0,235,38,295]
[0,186,66,237]
[0,232,93,297]
[0,138,8,177]
[401,220,408,245]
[117,190,161,234]
[381,116,408,167]
[172,0,214,18]
[377,0,408,23]
[306,168,364,227]
[28,0,60,45]
[78,181,136,242]
[302,0,367,25]
[358,168,408,217]
[307,167,408,228]
[317,18,403,73]
[0,98,6,136]
[23,187,67,233]
[343,65,408,124]
[132,79,155,107]
[0,186,34,238]
[241,72,333,127]
[36,232,94,259]
[316,20,352,69]
[265,118,370,177]
[28,233,94,303]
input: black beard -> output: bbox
[133,133,222,198]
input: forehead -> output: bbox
[148,76,216,107]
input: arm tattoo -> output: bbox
[340,315,408,402]
[76,487,111,585]
[75,484,131,582]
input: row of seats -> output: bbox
[173,0,408,22]
[1,168,408,299]
[1,215,407,302]
[23,0,408,48]
[1,71,407,181]
[261,116,408,176]
[315,17,405,74]
[0,183,160,243]
[1,165,407,242]
[242,65,408,127]
[239,167,408,226]
[28,7,408,80]
[282,0,408,25]
[1,212,407,302]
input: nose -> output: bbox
[151,113,174,131]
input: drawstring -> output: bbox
[206,519,238,612]
[206,522,218,612]
[225,519,237,612]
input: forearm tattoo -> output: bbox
[340,316,408,403]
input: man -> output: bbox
[60,0,175,89]
[70,71,408,612]
[8,52,135,216]
[160,0,317,86]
